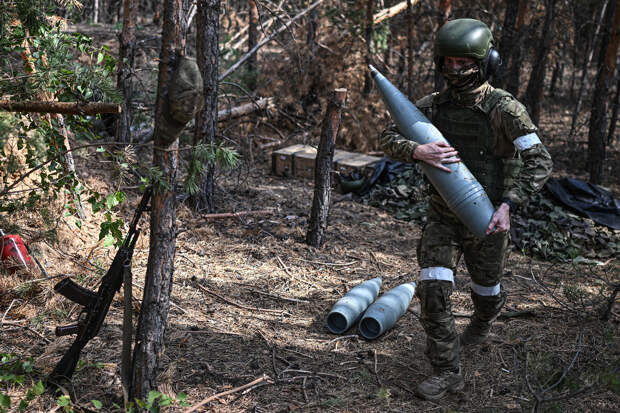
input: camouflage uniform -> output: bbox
[379,82,552,371]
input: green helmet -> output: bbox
[434,18,500,79]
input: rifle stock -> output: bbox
[47,187,152,389]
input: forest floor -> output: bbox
[1,16,620,413]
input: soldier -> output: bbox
[379,19,553,400]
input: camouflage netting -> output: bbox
[360,167,620,263]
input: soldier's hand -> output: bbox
[486,203,511,235]
[412,142,460,172]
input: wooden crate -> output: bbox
[334,153,381,178]
[271,144,309,177]
[293,146,318,178]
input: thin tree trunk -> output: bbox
[569,0,609,138]
[116,0,139,143]
[607,73,620,144]
[548,61,563,97]
[248,0,258,91]
[189,0,220,213]
[523,0,555,125]
[362,0,375,96]
[131,0,203,402]
[94,0,99,23]
[506,0,529,96]
[406,0,415,99]
[307,89,347,248]
[588,0,620,183]
[494,0,519,88]
[434,0,452,92]
[307,3,318,48]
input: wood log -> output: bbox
[306,88,347,248]
[201,208,275,220]
[0,100,121,115]
[373,1,417,25]
[217,97,274,121]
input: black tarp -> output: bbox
[544,178,620,230]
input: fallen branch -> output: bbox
[202,208,275,220]
[184,375,272,413]
[193,281,287,314]
[0,100,121,115]
[218,97,275,122]
[373,1,418,25]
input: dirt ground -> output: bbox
[1,8,620,413]
[1,149,619,412]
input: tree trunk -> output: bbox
[569,0,609,138]
[94,0,99,23]
[493,0,519,88]
[406,0,415,99]
[523,0,555,125]
[130,0,203,403]
[116,0,139,143]
[588,0,620,183]
[548,61,563,97]
[247,0,258,91]
[607,73,620,144]
[306,89,347,248]
[362,0,375,96]
[188,0,220,213]
[434,0,452,92]
[505,0,529,96]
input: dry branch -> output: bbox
[373,1,418,25]
[0,100,121,115]
[218,0,325,81]
[201,208,275,220]
[217,97,275,121]
[184,375,272,413]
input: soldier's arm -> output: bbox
[495,98,553,209]
[378,121,421,163]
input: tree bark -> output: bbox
[116,0,139,143]
[306,89,347,248]
[130,0,203,403]
[607,73,620,144]
[406,0,415,99]
[362,0,375,96]
[434,0,452,92]
[248,0,259,91]
[493,0,520,88]
[588,0,620,183]
[523,0,556,125]
[548,61,563,97]
[505,0,529,96]
[189,0,220,213]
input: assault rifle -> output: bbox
[47,187,152,388]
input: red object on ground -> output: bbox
[0,230,33,273]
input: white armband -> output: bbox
[513,133,542,151]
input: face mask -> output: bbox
[442,64,482,92]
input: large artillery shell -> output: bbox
[359,282,416,340]
[369,65,495,238]
[326,277,382,334]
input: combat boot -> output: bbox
[459,316,491,347]
[416,367,464,400]
[460,290,506,347]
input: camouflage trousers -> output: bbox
[416,197,509,371]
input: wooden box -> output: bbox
[334,153,381,178]
[271,144,309,177]
[293,146,318,179]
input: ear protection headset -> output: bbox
[482,47,502,79]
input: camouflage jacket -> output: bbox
[378,83,553,208]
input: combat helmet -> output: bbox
[434,18,501,80]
